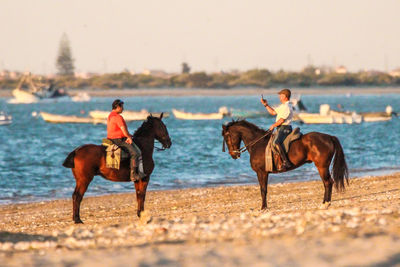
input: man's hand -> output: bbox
[269,124,275,131]
[260,98,268,106]
[125,136,133,144]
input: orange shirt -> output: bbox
[107,111,128,139]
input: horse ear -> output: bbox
[159,112,164,120]
[150,113,153,117]
[222,125,227,131]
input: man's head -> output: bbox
[278,89,291,103]
[112,99,124,113]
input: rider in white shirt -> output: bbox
[261,89,294,171]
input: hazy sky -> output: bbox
[1,0,399,74]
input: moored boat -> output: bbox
[71,92,91,102]
[360,106,394,122]
[0,111,12,125]
[172,108,227,120]
[89,109,169,121]
[297,104,362,124]
[39,112,106,124]
[9,73,70,104]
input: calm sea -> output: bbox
[0,91,399,204]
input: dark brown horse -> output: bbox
[63,114,171,223]
[222,120,348,210]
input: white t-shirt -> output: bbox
[275,101,293,125]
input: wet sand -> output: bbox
[1,87,400,98]
[1,173,399,266]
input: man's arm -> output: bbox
[269,118,285,131]
[260,98,277,116]
[120,126,133,144]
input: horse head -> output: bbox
[222,122,242,159]
[147,113,172,149]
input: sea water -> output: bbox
[0,92,399,204]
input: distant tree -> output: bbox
[181,62,191,74]
[56,33,75,76]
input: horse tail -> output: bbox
[330,135,349,191]
[62,150,76,168]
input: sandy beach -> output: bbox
[0,173,399,266]
[1,87,400,98]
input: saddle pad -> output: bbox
[105,144,121,169]
[102,138,113,146]
[265,138,274,172]
[283,127,302,153]
[102,138,131,169]
[265,128,302,172]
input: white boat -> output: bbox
[9,73,70,104]
[360,106,393,122]
[0,112,12,125]
[172,107,228,120]
[89,109,169,121]
[39,112,106,124]
[297,104,362,124]
[297,113,362,124]
[71,92,91,102]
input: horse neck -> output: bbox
[133,131,155,154]
[235,125,265,145]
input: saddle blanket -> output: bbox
[102,139,125,169]
[265,128,302,172]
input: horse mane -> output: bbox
[133,116,155,137]
[225,119,267,134]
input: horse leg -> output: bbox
[257,171,269,210]
[316,166,333,207]
[72,169,93,224]
[134,177,149,217]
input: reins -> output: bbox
[224,129,271,154]
[155,145,166,151]
[154,139,168,151]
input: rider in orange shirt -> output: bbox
[107,99,145,181]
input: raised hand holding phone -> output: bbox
[260,94,268,106]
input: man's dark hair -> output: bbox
[112,99,124,110]
[278,89,291,100]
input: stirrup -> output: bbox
[130,169,139,182]
[278,161,292,171]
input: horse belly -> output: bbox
[287,140,308,165]
[99,158,131,182]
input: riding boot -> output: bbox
[137,156,146,179]
[130,158,139,182]
[275,144,292,171]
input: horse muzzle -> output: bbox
[230,150,241,159]
[162,138,172,149]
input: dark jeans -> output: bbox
[272,125,292,147]
[109,138,141,160]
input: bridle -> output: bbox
[152,118,170,151]
[155,139,168,151]
[223,129,271,155]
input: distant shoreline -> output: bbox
[1,87,400,98]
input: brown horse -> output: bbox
[63,113,171,223]
[222,120,348,210]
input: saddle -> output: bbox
[102,139,130,169]
[265,128,302,172]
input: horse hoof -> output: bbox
[260,207,269,213]
[319,202,331,210]
[138,210,152,225]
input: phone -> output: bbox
[261,94,265,101]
